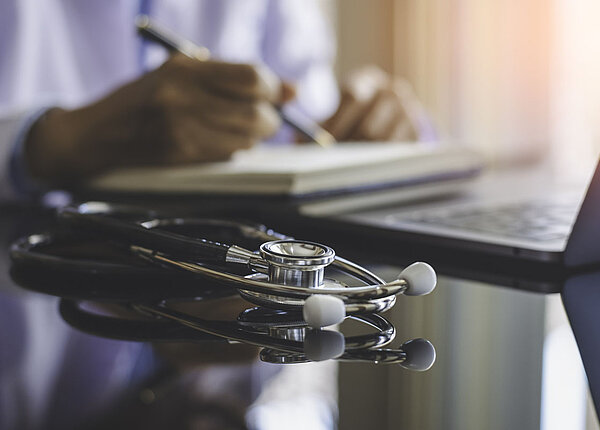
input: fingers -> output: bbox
[203,98,280,138]
[161,54,285,103]
[142,56,289,165]
[322,90,371,141]
[152,81,281,138]
[322,66,389,140]
[354,88,401,141]
[280,81,297,104]
[323,65,427,142]
[153,55,285,144]
[163,115,257,165]
[354,87,419,141]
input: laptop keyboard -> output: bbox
[393,200,580,242]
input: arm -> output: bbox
[0,108,50,199]
[22,55,291,188]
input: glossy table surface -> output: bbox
[1,202,598,430]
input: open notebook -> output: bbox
[87,142,482,198]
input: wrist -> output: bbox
[24,107,109,186]
[25,108,75,185]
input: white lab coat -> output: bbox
[0,0,339,199]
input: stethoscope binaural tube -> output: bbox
[59,204,238,265]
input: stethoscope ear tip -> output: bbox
[304,329,346,361]
[399,262,437,296]
[303,295,346,328]
[400,338,436,371]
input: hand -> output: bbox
[322,65,434,142]
[25,54,295,186]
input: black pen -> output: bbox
[135,15,336,148]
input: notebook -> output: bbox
[87,142,482,198]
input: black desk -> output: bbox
[0,204,598,430]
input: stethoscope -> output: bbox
[11,201,437,328]
[58,298,436,370]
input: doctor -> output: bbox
[0,0,432,199]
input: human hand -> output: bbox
[25,54,295,186]
[322,65,434,142]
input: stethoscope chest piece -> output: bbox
[240,239,345,310]
[239,239,402,328]
[259,240,335,288]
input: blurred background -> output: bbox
[320,2,600,429]
[325,0,600,177]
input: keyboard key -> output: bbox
[394,200,576,242]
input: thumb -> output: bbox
[279,81,297,104]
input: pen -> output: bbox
[135,15,336,148]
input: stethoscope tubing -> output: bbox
[59,206,232,265]
[56,203,406,302]
[11,231,400,308]
[9,233,238,301]
[12,202,423,326]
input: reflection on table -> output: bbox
[0,205,599,429]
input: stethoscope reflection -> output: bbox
[59,299,436,371]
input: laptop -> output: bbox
[293,159,600,267]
